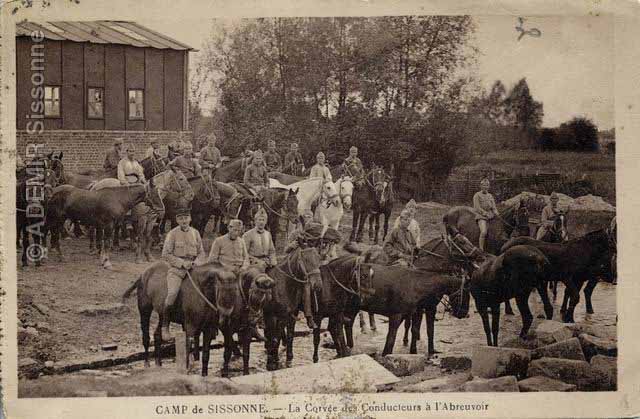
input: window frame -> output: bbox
[87,86,105,120]
[44,85,62,118]
[127,88,145,120]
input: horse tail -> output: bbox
[122,277,141,303]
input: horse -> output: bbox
[368,167,394,244]
[343,264,470,356]
[535,212,570,300]
[122,262,275,376]
[314,176,353,234]
[140,155,169,180]
[262,247,323,370]
[162,175,221,236]
[470,245,552,346]
[16,164,58,267]
[350,169,382,243]
[500,229,615,323]
[214,157,245,183]
[443,202,530,255]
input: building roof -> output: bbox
[16,21,196,51]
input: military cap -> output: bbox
[254,207,268,221]
[323,227,341,243]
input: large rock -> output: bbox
[501,336,547,350]
[527,357,600,391]
[76,303,127,316]
[518,376,577,392]
[578,333,617,361]
[532,338,586,361]
[381,354,426,377]
[568,323,616,340]
[590,355,617,391]
[535,320,573,344]
[471,346,531,379]
[439,355,472,371]
[462,376,519,392]
[400,372,472,393]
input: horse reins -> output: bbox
[186,270,219,313]
[325,259,361,298]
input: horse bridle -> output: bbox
[273,248,321,285]
[325,257,362,298]
[195,174,219,204]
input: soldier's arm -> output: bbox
[194,231,207,266]
[117,161,127,184]
[207,238,221,264]
[383,231,402,259]
[162,232,186,268]
[240,240,250,271]
[137,163,146,183]
[243,165,251,184]
[267,232,277,266]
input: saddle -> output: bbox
[231,182,265,202]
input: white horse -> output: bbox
[315,176,353,231]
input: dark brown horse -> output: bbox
[262,247,323,370]
[16,162,58,267]
[350,169,379,243]
[500,229,615,323]
[162,175,221,236]
[140,155,169,180]
[214,157,245,183]
[470,245,552,346]
[535,212,570,300]
[122,262,274,376]
[368,167,395,244]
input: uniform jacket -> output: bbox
[199,145,222,168]
[473,191,498,220]
[263,150,282,172]
[309,164,332,181]
[162,226,206,270]
[208,234,250,273]
[383,226,416,262]
[117,158,146,184]
[243,228,277,266]
[170,155,201,178]
[243,162,269,188]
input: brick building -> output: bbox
[15,21,194,171]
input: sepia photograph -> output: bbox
[3,1,628,414]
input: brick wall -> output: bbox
[17,130,193,172]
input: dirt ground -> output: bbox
[17,204,617,383]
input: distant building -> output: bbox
[15,21,195,170]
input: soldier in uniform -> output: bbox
[383,208,417,267]
[263,140,282,172]
[309,152,332,181]
[343,146,364,182]
[167,139,182,160]
[208,219,250,274]
[169,142,202,178]
[392,199,421,247]
[104,137,124,178]
[243,208,277,271]
[243,149,269,194]
[473,178,499,252]
[320,227,341,264]
[199,134,222,177]
[145,139,162,160]
[536,192,564,240]
[161,201,207,338]
[284,209,315,254]
[284,142,305,176]
[117,144,146,185]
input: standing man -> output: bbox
[199,134,222,176]
[309,152,332,181]
[243,149,269,194]
[208,219,250,274]
[263,140,283,172]
[343,146,364,181]
[104,137,124,178]
[284,142,305,176]
[243,208,277,271]
[161,200,207,338]
[473,178,499,252]
[383,208,417,267]
[169,143,202,178]
[145,139,162,160]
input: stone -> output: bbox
[101,343,118,351]
[471,346,531,379]
[232,354,399,393]
[381,354,426,376]
[501,336,546,350]
[355,343,378,356]
[400,372,472,392]
[568,323,616,340]
[517,376,577,392]
[440,355,472,371]
[527,357,598,391]
[462,376,519,392]
[19,357,38,368]
[590,355,617,390]
[534,320,573,344]
[24,327,39,338]
[44,361,55,368]
[532,338,586,361]
[76,303,127,316]
[33,303,50,315]
[578,333,617,361]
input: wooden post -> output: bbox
[175,331,188,374]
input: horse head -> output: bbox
[213,269,242,323]
[290,247,322,291]
[161,170,195,202]
[370,167,389,206]
[196,175,221,207]
[446,272,471,319]
[47,152,66,184]
[553,211,569,242]
[514,203,530,236]
[283,188,300,223]
[321,180,340,207]
[244,270,276,324]
[336,177,354,210]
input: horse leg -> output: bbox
[402,313,412,347]
[374,214,381,245]
[584,278,598,314]
[426,306,438,355]
[140,305,152,368]
[478,306,493,346]
[504,299,515,315]
[490,304,501,346]
[154,314,163,367]
[359,311,369,334]
[313,326,321,363]
[368,214,375,243]
[242,326,251,375]
[344,316,355,349]
[537,284,554,320]
[409,310,421,354]
[369,313,377,332]
[562,279,581,323]
[514,293,533,339]
[382,315,402,356]
[221,329,233,378]
[350,211,358,242]
[96,225,104,263]
[333,315,349,357]
[264,315,279,371]
[285,316,295,368]
[550,280,558,302]
[103,222,114,269]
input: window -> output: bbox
[44,86,60,117]
[87,87,104,119]
[128,89,144,119]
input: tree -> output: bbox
[503,78,544,145]
[560,117,599,151]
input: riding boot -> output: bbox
[303,283,318,329]
[135,241,144,264]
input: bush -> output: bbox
[539,117,599,152]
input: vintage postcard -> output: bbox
[1,0,639,417]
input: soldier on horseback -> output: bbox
[264,140,283,172]
[104,137,124,178]
[309,152,332,181]
[284,209,315,253]
[199,134,222,177]
[383,208,417,267]
[243,149,269,195]
[473,178,499,251]
[284,142,305,176]
[117,144,145,185]
[169,142,202,178]
[161,201,207,338]
[208,219,250,274]
[536,192,565,240]
[144,139,162,160]
[343,146,364,184]
[320,227,341,264]
[243,208,277,271]
[392,199,421,246]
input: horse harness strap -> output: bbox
[185,270,218,313]
[326,264,360,297]
[273,249,309,284]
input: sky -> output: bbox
[141,15,614,129]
